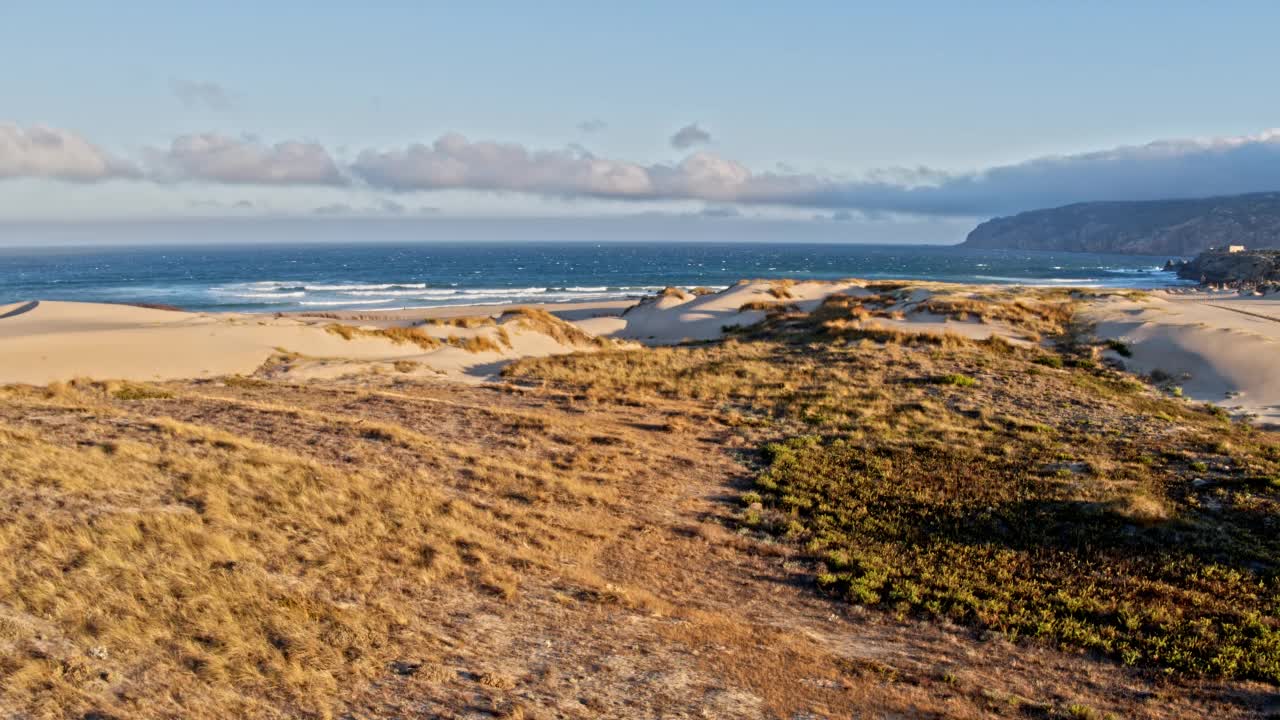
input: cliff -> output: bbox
[962,192,1280,255]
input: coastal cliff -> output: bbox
[962,192,1280,255]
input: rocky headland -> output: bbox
[963,192,1280,255]
[1167,247,1280,289]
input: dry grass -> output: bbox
[0,379,642,718]
[423,316,495,329]
[0,419,452,716]
[737,300,794,313]
[766,279,796,299]
[500,307,603,347]
[459,335,505,353]
[325,323,443,350]
[1,287,1276,719]
[326,320,515,355]
[917,291,1076,337]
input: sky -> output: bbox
[3,1,1280,245]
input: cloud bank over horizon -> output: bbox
[3,121,1280,220]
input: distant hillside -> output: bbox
[962,192,1280,255]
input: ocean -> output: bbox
[0,242,1187,313]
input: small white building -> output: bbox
[1227,245,1247,253]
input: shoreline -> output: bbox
[284,297,640,323]
[80,276,1228,321]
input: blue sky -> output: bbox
[3,1,1280,243]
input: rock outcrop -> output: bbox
[1168,248,1280,289]
[962,192,1280,255]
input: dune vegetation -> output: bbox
[507,290,1280,682]
[1,287,1277,719]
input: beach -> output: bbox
[3,280,1277,424]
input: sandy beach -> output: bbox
[3,281,1279,423]
[1085,290,1280,425]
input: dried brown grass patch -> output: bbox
[500,307,601,347]
[325,322,443,350]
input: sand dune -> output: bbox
[1086,291,1280,425]
[581,279,1055,345]
[602,280,863,343]
[0,301,612,385]
[6,285,1278,427]
[0,301,408,383]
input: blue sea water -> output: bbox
[0,242,1187,313]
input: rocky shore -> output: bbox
[1167,247,1280,290]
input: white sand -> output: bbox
[581,280,1046,345]
[0,300,612,385]
[9,284,1277,427]
[0,281,1056,387]
[602,280,864,344]
[1085,291,1280,425]
[0,301,418,383]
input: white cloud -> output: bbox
[347,128,1280,217]
[669,123,712,149]
[171,79,234,111]
[0,123,140,182]
[350,133,654,197]
[151,133,346,186]
[762,128,1280,216]
[8,121,1280,219]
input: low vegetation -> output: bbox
[509,289,1280,683]
[325,311,596,355]
[423,316,495,329]
[916,290,1075,339]
[0,378,654,717]
[932,372,977,387]
[2,285,1276,718]
[499,307,607,347]
[325,322,442,350]
[766,280,796,300]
